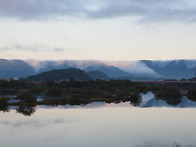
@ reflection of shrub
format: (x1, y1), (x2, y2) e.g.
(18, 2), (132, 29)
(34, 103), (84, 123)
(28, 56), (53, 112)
(173, 142), (181, 147)
(187, 88), (196, 102)
(16, 105), (36, 116)
(16, 91), (37, 103)
(155, 87), (182, 106)
(0, 89), (14, 95)
(31, 87), (44, 94)
(151, 85), (163, 93)
(165, 88), (182, 99)
(68, 98), (88, 105)
(0, 97), (9, 112)
(0, 97), (9, 107)
(166, 98), (182, 106)
(129, 94), (142, 106)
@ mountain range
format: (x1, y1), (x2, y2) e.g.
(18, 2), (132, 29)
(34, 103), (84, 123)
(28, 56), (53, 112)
(0, 59), (35, 79)
(0, 59), (196, 80)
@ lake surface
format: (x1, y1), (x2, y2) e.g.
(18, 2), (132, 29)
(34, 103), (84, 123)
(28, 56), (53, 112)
(1, 92), (196, 147)
(0, 104), (196, 147)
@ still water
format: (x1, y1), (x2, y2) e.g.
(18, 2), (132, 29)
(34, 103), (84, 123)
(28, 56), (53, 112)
(0, 105), (196, 147)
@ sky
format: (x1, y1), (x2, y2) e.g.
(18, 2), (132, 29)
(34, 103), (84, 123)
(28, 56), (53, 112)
(0, 0), (196, 61)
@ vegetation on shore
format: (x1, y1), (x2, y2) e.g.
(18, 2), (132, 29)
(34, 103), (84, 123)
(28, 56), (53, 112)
(0, 79), (195, 115)
(187, 88), (196, 102)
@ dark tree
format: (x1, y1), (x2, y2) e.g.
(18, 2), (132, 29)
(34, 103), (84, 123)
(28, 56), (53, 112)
(16, 91), (37, 103)
(187, 88), (196, 102)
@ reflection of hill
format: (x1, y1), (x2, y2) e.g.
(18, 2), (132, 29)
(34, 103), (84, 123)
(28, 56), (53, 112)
(140, 92), (196, 108)
(177, 97), (196, 108)
(141, 98), (170, 108)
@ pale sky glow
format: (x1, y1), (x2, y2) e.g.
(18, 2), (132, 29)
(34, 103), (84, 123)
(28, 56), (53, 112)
(0, 0), (196, 61)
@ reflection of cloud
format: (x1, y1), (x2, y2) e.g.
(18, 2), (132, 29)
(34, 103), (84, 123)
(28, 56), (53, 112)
(0, 0), (196, 24)
(0, 121), (10, 125)
(136, 141), (169, 147)
(13, 120), (40, 127)
(53, 119), (66, 124)
(0, 118), (70, 128)
(63, 101), (133, 109)
(0, 119), (48, 128)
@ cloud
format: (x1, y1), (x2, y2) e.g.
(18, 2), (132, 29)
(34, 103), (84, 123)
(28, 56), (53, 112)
(14, 44), (39, 52)
(0, 44), (38, 52)
(102, 60), (160, 77)
(88, 0), (196, 24)
(0, 44), (70, 53)
(54, 47), (70, 52)
(0, 0), (86, 20)
(0, 0), (196, 23)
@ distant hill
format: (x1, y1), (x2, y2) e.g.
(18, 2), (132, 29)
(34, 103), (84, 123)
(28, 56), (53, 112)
(0, 59), (35, 79)
(0, 59), (196, 80)
(28, 59), (195, 79)
(26, 60), (132, 78)
(141, 60), (196, 79)
(26, 68), (93, 81)
(84, 65), (132, 78)
(87, 70), (110, 80)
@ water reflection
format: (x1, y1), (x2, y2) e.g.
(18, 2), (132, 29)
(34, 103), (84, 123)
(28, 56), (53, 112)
(1, 92), (196, 116)
(16, 105), (36, 116)
(0, 97), (10, 112)
(0, 105), (9, 112)
(0, 107), (196, 147)
(140, 92), (196, 108)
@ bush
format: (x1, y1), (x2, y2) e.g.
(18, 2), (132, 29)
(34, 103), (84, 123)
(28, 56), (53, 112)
(47, 88), (63, 97)
(16, 91), (37, 103)
(187, 88), (196, 102)
(0, 97), (9, 107)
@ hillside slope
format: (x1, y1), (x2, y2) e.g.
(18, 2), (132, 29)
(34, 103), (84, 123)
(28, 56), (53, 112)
(0, 59), (35, 79)
(26, 68), (93, 81)
(87, 70), (110, 80)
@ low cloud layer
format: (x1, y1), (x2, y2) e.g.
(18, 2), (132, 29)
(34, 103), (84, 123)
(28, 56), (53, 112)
(0, 0), (196, 23)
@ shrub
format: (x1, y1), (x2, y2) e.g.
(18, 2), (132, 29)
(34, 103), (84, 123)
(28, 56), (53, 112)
(16, 91), (37, 103)
(187, 88), (196, 102)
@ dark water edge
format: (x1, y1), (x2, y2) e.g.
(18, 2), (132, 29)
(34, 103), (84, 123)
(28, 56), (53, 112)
(1, 92), (196, 116)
